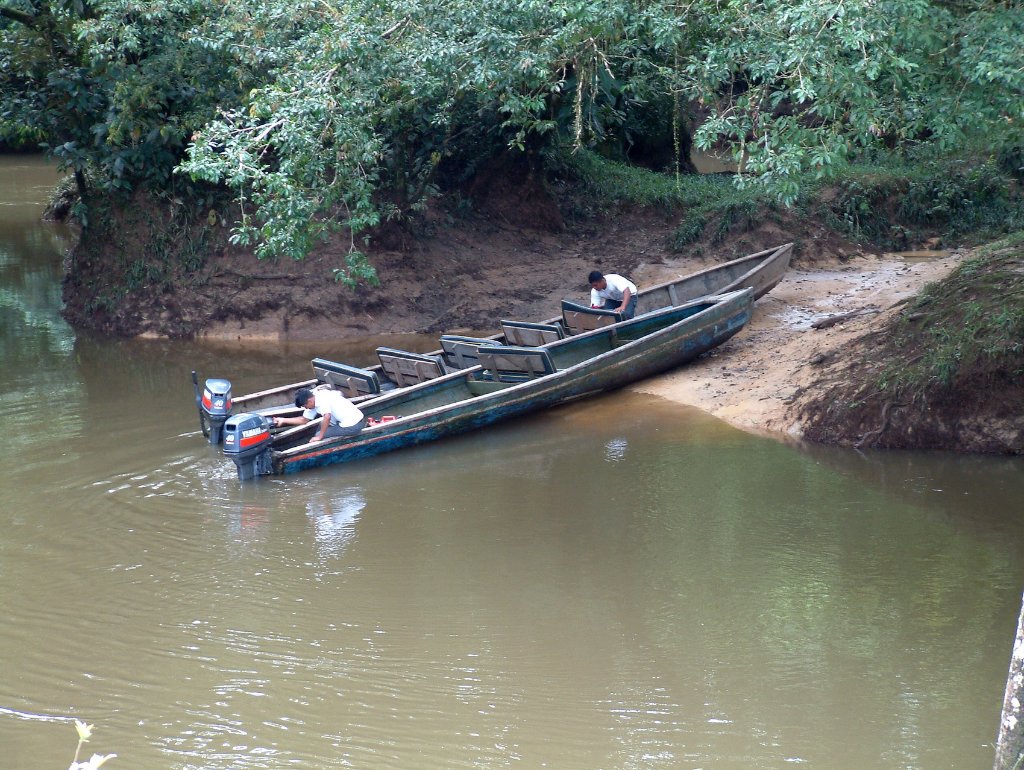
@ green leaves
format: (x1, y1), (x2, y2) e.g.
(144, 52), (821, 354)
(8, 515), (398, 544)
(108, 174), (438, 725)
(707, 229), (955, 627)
(4, 0), (1021, 268)
(1, 0), (246, 200)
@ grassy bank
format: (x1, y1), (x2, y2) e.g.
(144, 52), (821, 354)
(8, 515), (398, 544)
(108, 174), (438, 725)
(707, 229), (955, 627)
(796, 233), (1024, 453)
(878, 233), (1024, 400)
(552, 147), (1024, 253)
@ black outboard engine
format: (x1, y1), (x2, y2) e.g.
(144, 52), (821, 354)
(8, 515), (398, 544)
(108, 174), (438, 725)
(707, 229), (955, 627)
(198, 377), (232, 444)
(223, 413), (274, 481)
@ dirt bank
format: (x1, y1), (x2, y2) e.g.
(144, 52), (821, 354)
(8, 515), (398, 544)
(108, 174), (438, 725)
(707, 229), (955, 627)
(630, 250), (965, 439)
(68, 188), (1013, 450)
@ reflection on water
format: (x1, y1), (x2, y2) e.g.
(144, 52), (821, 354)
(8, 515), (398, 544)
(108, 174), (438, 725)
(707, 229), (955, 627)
(604, 436), (630, 462)
(304, 486), (367, 560)
(2, 156), (1024, 770)
(691, 149), (740, 174)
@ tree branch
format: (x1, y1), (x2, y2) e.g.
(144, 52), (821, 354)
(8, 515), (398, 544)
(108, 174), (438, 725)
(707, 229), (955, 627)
(0, 5), (37, 26)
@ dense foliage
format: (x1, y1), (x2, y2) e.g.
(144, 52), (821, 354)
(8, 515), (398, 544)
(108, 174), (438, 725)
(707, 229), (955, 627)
(2, 0), (1022, 278)
(826, 157), (1024, 247)
(0, 1), (246, 200)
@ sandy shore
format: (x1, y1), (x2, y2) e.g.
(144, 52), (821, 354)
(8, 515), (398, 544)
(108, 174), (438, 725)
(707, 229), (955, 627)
(629, 251), (964, 438)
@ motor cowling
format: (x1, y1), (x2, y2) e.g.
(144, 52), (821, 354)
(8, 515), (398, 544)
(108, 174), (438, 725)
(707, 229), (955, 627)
(223, 412), (274, 480)
(200, 378), (232, 444)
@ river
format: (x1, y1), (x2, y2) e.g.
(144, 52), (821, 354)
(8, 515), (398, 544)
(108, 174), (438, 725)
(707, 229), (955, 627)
(2, 155), (1023, 770)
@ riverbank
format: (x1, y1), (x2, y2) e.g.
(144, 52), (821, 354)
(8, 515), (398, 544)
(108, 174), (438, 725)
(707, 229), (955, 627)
(59, 180), (1022, 453)
(632, 250), (965, 440)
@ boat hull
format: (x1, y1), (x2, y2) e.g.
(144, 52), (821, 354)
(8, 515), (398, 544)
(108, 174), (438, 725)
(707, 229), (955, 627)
(633, 242), (792, 314)
(202, 243), (792, 431)
(270, 289), (753, 476)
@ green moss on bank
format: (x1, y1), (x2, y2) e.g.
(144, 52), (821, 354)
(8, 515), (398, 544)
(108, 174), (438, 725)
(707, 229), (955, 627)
(550, 148), (1023, 256)
(62, 189), (223, 335)
(797, 234), (1024, 453)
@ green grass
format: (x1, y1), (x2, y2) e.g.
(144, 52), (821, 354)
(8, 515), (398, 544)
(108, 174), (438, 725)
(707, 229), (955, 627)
(552, 147), (785, 251)
(872, 236), (1024, 402)
(821, 156), (1024, 248)
(549, 145), (1024, 253)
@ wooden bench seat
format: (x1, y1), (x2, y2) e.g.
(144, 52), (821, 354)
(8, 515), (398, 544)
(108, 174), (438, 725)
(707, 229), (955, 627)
(500, 319), (566, 347)
(560, 300), (623, 335)
(376, 347), (446, 387)
(312, 358), (382, 398)
(439, 335), (500, 369)
(476, 346), (557, 383)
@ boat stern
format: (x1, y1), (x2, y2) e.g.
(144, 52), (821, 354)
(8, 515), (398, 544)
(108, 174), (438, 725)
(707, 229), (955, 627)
(223, 412), (274, 480)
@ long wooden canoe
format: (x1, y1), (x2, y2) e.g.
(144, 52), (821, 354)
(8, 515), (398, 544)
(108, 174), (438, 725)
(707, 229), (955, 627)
(562, 241), (792, 319)
(224, 288), (754, 479)
(197, 243), (792, 433)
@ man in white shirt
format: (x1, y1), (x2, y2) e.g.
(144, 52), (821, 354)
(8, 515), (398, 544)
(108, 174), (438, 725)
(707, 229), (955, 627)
(272, 386), (366, 441)
(588, 270), (638, 319)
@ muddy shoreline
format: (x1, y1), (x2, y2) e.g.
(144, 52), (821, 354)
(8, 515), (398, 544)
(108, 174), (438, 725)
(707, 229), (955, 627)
(631, 251), (963, 439)
(185, 249), (963, 442)
(61, 187), (979, 446)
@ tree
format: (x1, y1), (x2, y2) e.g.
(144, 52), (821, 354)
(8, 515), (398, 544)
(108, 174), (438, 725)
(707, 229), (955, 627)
(4, 0), (1021, 275)
(179, 0), (1024, 265)
(995, 589), (1024, 770)
(682, 0), (1024, 200)
(0, 0), (246, 202)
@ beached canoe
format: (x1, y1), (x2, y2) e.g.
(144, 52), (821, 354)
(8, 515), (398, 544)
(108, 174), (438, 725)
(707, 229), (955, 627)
(193, 243), (791, 442)
(560, 241), (792, 331)
(222, 288), (754, 479)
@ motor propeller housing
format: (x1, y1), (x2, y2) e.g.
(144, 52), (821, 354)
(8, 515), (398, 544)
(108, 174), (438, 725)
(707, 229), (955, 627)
(200, 378), (232, 444)
(223, 412), (274, 480)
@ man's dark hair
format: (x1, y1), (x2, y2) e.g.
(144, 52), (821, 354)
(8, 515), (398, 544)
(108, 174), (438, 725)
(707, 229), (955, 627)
(294, 387), (314, 408)
(588, 270), (604, 284)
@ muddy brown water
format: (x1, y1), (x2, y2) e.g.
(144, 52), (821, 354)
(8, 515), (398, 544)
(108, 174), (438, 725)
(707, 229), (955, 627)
(2, 156), (1024, 770)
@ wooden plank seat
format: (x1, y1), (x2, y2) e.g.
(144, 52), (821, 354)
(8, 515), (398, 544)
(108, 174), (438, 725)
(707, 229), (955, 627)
(439, 335), (501, 369)
(560, 300), (624, 335)
(312, 358), (382, 398)
(476, 346), (557, 383)
(376, 347), (446, 387)
(500, 319), (566, 347)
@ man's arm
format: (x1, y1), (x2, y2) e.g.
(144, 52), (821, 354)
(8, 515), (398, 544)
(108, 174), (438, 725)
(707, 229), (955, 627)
(617, 287), (632, 312)
(314, 413), (331, 441)
(272, 415), (311, 427)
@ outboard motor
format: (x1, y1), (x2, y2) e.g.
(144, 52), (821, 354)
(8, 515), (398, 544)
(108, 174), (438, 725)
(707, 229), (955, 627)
(198, 376), (232, 444)
(223, 412), (274, 481)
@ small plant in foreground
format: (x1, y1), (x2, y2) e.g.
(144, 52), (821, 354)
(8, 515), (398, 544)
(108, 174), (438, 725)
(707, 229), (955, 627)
(69, 719), (116, 770)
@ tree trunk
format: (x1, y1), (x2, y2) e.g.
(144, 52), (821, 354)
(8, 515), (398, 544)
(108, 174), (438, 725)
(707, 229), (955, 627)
(995, 589), (1024, 770)
(74, 169), (88, 202)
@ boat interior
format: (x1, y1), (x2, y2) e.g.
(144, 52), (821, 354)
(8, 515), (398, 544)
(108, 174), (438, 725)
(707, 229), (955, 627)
(268, 294), (730, 453)
(633, 243), (790, 313)
(214, 244), (789, 443)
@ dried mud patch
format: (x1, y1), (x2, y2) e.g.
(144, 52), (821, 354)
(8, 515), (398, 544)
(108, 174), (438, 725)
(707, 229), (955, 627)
(787, 243), (1024, 454)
